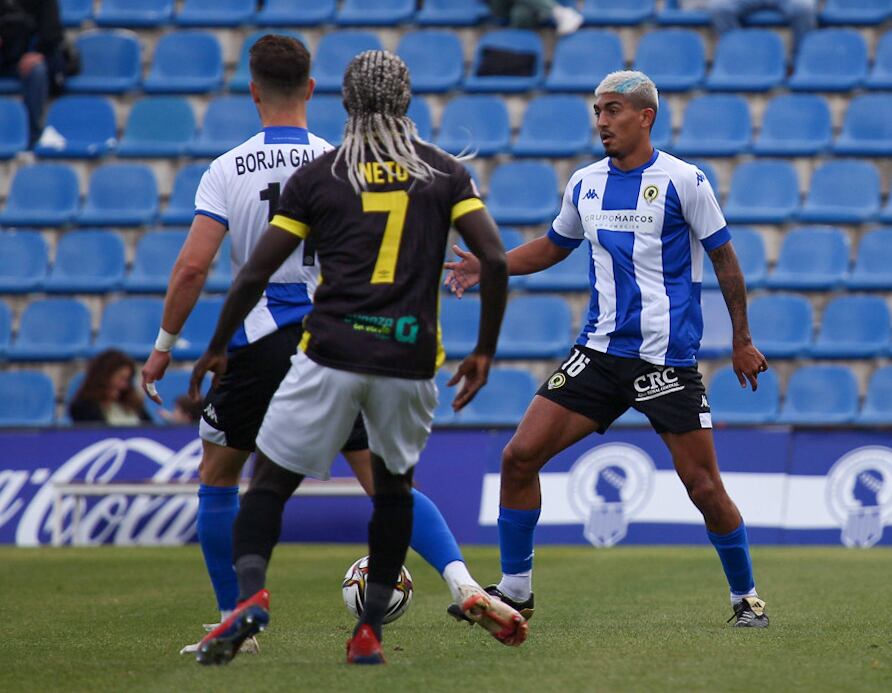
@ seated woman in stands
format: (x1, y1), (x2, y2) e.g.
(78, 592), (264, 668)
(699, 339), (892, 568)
(69, 349), (151, 426)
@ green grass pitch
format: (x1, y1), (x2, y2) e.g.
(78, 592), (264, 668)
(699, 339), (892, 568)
(2, 545), (890, 692)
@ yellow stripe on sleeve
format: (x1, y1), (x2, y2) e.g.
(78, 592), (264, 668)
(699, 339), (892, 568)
(271, 214), (310, 239)
(450, 197), (485, 223)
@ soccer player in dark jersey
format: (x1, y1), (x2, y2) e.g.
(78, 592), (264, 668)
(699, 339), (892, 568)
(189, 50), (523, 666)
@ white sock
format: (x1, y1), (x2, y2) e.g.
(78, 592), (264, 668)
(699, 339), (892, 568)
(220, 610), (232, 622)
(498, 572), (532, 602)
(730, 588), (758, 606)
(442, 560), (480, 603)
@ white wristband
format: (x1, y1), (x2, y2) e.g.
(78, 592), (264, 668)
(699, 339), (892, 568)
(154, 327), (179, 353)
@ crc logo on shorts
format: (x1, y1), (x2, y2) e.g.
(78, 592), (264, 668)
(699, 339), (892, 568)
(548, 372), (567, 390)
(642, 184), (659, 203)
(825, 446), (892, 548)
(567, 443), (656, 548)
(633, 367), (683, 402)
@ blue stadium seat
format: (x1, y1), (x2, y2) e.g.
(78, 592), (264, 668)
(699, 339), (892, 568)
(125, 229), (188, 293)
(416, 0), (487, 26)
(255, 0), (336, 25)
(866, 31), (892, 90)
(45, 229), (125, 293)
(60, 0), (93, 26)
(142, 370), (208, 424)
(312, 31), (383, 93)
(452, 368), (538, 426)
(848, 228), (892, 290)
(408, 98), (432, 142)
(307, 95), (347, 146)
(708, 367), (780, 424)
(172, 298), (223, 359)
(437, 96), (510, 157)
(674, 95), (750, 157)
(699, 290), (732, 359)
(789, 29), (867, 92)
(143, 31), (223, 94)
(834, 94), (892, 156)
(78, 164), (159, 227)
(702, 227), (767, 290)
(66, 30), (141, 93)
(0, 230), (48, 293)
(189, 96), (260, 158)
(748, 294), (812, 359)
(486, 162), (559, 225)
(545, 30), (623, 93)
(810, 296), (890, 359)
(93, 297), (164, 359)
(767, 226), (849, 290)
(498, 296), (572, 359)
(0, 302), (9, 357)
(514, 95), (592, 158)
(657, 0), (709, 25)
(723, 161), (799, 224)
(229, 30), (306, 93)
(821, 0), (891, 25)
(706, 30), (785, 92)
(634, 29), (705, 92)
(650, 97), (672, 151)
(857, 367), (892, 425)
(161, 164), (206, 225)
(96, 0), (174, 27)
(206, 235), (233, 292)
(176, 0), (253, 26)
(447, 228), (528, 292)
(338, 0), (414, 25)
(465, 30), (544, 93)
(34, 96), (116, 159)
(118, 97), (195, 158)
(0, 372), (56, 427)
(7, 298), (91, 361)
(581, 0), (654, 25)
(0, 98), (27, 158)
(525, 244), (592, 291)
(779, 365), (859, 425)
(0, 164), (80, 226)
(799, 161), (880, 224)
(396, 31), (463, 93)
(0, 77), (16, 95)
(440, 296), (480, 358)
(753, 94), (832, 156)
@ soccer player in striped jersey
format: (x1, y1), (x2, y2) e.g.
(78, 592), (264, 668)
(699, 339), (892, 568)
(446, 71), (770, 628)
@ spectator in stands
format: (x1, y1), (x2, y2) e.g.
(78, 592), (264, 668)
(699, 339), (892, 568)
(69, 349), (151, 426)
(159, 394), (203, 425)
(488, 0), (584, 35)
(708, 0), (817, 56)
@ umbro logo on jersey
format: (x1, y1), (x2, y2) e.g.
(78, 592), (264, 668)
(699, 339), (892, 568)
(583, 188), (599, 200)
(203, 404), (218, 423)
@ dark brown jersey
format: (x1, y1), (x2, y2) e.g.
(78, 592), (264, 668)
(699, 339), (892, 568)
(271, 142), (484, 379)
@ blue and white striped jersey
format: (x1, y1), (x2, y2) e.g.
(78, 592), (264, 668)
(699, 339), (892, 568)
(548, 150), (730, 367)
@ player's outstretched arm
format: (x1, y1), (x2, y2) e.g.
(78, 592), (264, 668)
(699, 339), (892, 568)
(709, 241), (768, 391)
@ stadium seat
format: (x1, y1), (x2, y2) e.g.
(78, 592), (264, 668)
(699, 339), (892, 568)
(650, 97), (672, 151)
(96, 0), (174, 27)
(699, 290), (732, 359)
(723, 161), (799, 224)
(7, 298), (91, 361)
(657, 0), (709, 25)
(229, 30), (306, 92)
(125, 229), (188, 293)
(307, 95), (347, 146)
(408, 98), (433, 142)
(465, 30), (544, 93)
(799, 160), (880, 224)
(255, 0), (336, 25)
(708, 367), (780, 424)
(0, 230), (48, 293)
(0, 98), (27, 158)
(161, 164), (207, 225)
(34, 96), (116, 158)
(0, 302), (9, 357)
(514, 95), (592, 158)
(337, 0), (414, 25)
(834, 94), (892, 156)
(767, 226), (849, 290)
(634, 30), (705, 92)
(581, 0), (654, 25)
(866, 31), (892, 90)
(437, 96), (510, 157)
(176, 0), (254, 26)
(447, 228), (528, 291)
(674, 95), (750, 157)
(497, 296), (572, 359)
(206, 235), (233, 292)
(143, 31), (224, 94)
(779, 365), (859, 425)
(706, 30), (785, 92)
(545, 30), (623, 93)
(747, 294), (813, 359)
(45, 229), (125, 293)
(857, 367), (892, 424)
(486, 162), (559, 225)
(821, 0), (891, 25)
(753, 94), (832, 156)
(452, 368), (538, 426)
(118, 97), (195, 158)
(396, 31), (463, 93)
(702, 227), (767, 290)
(0, 372), (56, 427)
(0, 77), (16, 95)
(810, 296), (890, 359)
(848, 228), (892, 290)
(312, 31), (383, 93)
(0, 163), (80, 226)
(65, 30), (141, 94)
(60, 0), (93, 26)
(789, 29), (867, 92)
(440, 296), (480, 358)
(78, 164), (159, 227)
(416, 0), (487, 26)
(172, 298), (223, 359)
(189, 96), (261, 158)
(525, 244), (592, 291)
(93, 298), (164, 359)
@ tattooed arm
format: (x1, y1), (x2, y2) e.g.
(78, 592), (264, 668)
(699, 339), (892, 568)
(708, 241), (768, 391)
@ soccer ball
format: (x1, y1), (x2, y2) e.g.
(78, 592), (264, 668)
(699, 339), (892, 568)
(342, 555), (413, 624)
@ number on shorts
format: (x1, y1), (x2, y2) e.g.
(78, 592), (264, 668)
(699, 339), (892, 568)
(561, 349), (590, 377)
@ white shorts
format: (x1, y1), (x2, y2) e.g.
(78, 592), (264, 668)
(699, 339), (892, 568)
(256, 351), (438, 479)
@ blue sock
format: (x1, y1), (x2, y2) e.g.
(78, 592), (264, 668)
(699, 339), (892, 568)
(498, 506), (541, 575)
(409, 489), (463, 574)
(707, 521), (756, 597)
(197, 484), (239, 613)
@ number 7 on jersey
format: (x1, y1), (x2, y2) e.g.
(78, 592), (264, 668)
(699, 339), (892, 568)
(362, 190), (409, 284)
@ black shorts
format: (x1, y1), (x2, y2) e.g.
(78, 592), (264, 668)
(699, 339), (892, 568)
(200, 324), (368, 452)
(536, 345), (712, 435)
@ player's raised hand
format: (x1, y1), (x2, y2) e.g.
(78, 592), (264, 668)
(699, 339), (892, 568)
(732, 342), (768, 391)
(141, 349), (171, 404)
(190, 349), (228, 402)
(448, 351), (493, 411)
(443, 244), (481, 298)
